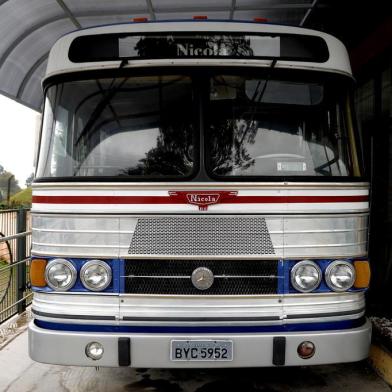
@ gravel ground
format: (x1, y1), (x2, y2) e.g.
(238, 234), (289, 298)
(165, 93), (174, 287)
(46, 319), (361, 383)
(371, 317), (392, 353)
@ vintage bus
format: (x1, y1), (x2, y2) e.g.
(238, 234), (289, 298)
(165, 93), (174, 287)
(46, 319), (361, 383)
(28, 19), (371, 367)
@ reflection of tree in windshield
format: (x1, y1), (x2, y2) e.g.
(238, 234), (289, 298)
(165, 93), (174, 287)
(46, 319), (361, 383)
(217, 36), (254, 57)
(121, 122), (194, 177)
(208, 75), (355, 177)
(210, 117), (258, 175)
(135, 36), (177, 58)
(209, 76), (259, 175)
(69, 75), (195, 178)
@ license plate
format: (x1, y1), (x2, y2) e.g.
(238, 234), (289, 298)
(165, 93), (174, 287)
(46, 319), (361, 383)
(170, 340), (233, 361)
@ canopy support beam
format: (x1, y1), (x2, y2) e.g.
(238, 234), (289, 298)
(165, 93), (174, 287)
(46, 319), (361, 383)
(145, 0), (156, 21)
(229, 0), (236, 20)
(16, 53), (48, 100)
(55, 0), (81, 28)
(0, 16), (65, 70)
(300, 0), (318, 26)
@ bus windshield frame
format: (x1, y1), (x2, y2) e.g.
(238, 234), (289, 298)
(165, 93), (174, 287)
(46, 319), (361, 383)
(36, 67), (363, 183)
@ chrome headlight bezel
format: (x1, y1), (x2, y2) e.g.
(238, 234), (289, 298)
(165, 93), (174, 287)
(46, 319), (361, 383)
(45, 258), (77, 291)
(325, 260), (356, 292)
(290, 260), (322, 293)
(80, 260), (112, 292)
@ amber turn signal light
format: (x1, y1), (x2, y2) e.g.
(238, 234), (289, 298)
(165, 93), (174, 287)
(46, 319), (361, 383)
(353, 260), (371, 289)
(30, 259), (47, 287)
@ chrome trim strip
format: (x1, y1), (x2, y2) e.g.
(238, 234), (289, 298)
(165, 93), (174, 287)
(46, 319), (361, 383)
(32, 211), (371, 216)
(285, 307), (365, 319)
(116, 292), (366, 326)
(31, 292), (120, 322)
(33, 227), (367, 235)
(32, 212), (370, 218)
(121, 275), (279, 279)
(33, 228), (134, 234)
(32, 252), (283, 260)
(32, 211), (369, 219)
(32, 253), (368, 261)
(33, 241), (367, 249)
(121, 316), (281, 322)
(274, 241), (368, 249)
(33, 227), (366, 235)
(122, 307), (365, 322)
(32, 309), (116, 321)
(270, 228), (368, 234)
(32, 182), (370, 190)
(31, 308), (365, 323)
(32, 242), (127, 249)
(30, 291), (360, 298)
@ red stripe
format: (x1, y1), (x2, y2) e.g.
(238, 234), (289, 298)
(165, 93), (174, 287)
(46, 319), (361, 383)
(32, 195), (369, 204)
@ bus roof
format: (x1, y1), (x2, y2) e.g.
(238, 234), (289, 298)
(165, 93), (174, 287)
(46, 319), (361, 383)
(44, 20), (352, 82)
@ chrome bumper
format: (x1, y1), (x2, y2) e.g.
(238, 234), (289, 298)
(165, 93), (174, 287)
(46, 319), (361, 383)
(29, 319), (371, 368)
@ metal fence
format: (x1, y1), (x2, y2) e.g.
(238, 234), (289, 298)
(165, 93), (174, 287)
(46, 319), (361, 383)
(0, 209), (31, 324)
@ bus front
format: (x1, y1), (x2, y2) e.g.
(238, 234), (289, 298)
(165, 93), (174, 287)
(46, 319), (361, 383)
(29, 21), (371, 367)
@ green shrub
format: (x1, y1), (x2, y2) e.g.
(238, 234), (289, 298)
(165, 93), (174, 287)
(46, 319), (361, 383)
(9, 187), (32, 207)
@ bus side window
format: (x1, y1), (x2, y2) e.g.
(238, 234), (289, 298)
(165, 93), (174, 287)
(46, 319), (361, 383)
(50, 106), (70, 177)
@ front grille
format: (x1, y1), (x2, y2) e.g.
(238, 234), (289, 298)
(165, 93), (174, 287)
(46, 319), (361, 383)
(128, 216), (275, 256)
(124, 259), (279, 295)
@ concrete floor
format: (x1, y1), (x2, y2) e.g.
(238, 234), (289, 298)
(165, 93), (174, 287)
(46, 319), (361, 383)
(0, 331), (391, 392)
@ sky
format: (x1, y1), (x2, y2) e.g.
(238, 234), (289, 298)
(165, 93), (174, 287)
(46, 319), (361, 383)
(0, 94), (40, 188)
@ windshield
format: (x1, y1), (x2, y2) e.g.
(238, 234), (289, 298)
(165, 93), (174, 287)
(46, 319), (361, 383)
(207, 75), (359, 177)
(37, 70), (361, 181)
(37, 75), (196, 178)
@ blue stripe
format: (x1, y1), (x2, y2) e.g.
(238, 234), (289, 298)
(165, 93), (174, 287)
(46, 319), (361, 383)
(119, 259), (125, 293)
(34, 318), (365, 334)
(277, 260), (285, 294)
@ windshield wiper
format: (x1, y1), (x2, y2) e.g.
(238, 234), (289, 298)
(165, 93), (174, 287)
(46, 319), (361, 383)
(74, 81), (128, 148)
(252, 58), (278, 104)
(237, 58), (278, 147)
(74, 60), (130, 148)
(72, 61), (131, 176)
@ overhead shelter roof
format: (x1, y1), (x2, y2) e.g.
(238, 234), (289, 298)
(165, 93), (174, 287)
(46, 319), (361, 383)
(0, 0), (325, 112)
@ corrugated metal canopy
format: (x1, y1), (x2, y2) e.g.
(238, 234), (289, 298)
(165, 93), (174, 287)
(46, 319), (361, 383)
(0, 0), (324, 112)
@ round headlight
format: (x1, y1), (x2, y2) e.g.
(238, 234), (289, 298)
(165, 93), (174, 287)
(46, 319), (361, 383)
(45, 259), (77, 291)
(325, 260), (356, 292)
(291, 260), (322, 293)
(80, 260), (112, 291)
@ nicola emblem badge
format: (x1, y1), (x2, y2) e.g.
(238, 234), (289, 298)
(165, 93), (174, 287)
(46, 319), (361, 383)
(169, 191), (238, 211)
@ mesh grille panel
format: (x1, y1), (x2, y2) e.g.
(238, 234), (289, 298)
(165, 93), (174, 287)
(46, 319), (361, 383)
(124, 259), (278, 295)
(128, 217), (275, 256)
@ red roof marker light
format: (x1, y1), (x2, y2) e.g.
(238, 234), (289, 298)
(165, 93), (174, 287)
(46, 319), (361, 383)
(133, 17), (148, 22)
(254, 17), (268, 23)
(193, 15), (208, 20)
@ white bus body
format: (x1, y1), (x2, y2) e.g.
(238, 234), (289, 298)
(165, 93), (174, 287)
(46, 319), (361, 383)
(29, 20), (371, 367)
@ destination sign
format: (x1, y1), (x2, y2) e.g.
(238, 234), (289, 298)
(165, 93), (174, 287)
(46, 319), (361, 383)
(69, 33), (329, 63)
(118, 35), (280, 58)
